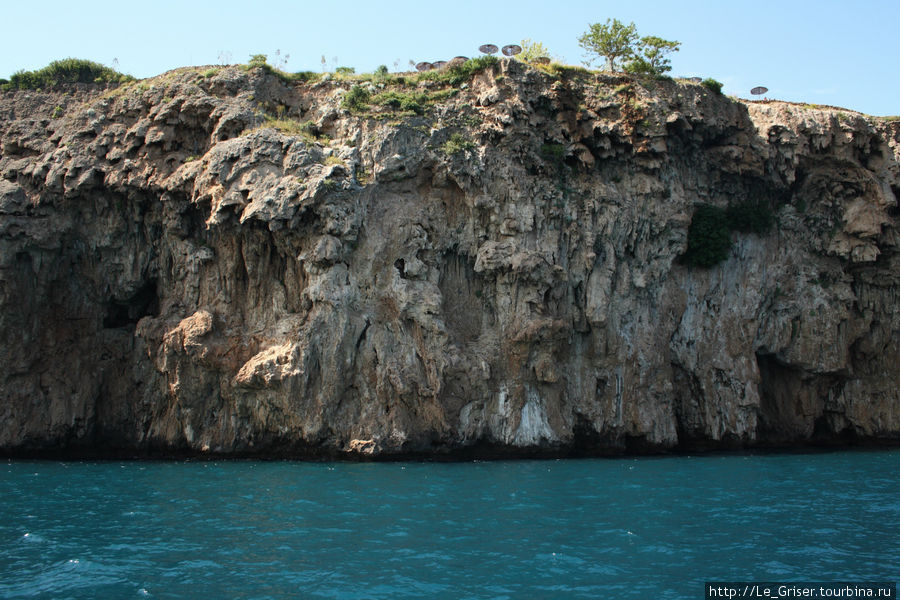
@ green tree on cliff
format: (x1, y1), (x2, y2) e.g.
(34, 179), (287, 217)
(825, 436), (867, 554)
(578, 19), (638, 71)
(625, 36), (681, 75)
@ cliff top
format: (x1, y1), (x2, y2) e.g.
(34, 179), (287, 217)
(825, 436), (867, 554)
(3, 57), (897, 189)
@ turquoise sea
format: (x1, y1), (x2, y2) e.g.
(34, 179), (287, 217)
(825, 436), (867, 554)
(1, 450), (898, 599)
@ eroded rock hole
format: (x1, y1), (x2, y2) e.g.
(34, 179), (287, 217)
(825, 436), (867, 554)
(104, 280), (159, 329)
(755, 352), (842, 443)
(394, 258), (406, 278)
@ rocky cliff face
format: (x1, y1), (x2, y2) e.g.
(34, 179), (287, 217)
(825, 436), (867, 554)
(1, 60), (898, 457)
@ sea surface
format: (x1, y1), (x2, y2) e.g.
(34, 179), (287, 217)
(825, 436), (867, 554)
(1, 450), (898, 599)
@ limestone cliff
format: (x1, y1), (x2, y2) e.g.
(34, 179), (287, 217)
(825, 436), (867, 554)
(1, 60), (898, 457)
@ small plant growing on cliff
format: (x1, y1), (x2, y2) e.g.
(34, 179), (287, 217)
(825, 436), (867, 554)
(682, 204), (732, 267)
(248, 54), (268, 68)
(517, 39), (554, 64)
(701, 78), (724, 94)
(289, 71), (321, 83)
(342, 85), (371, 113)
(373, 64), (390, 83)
(373, 90), (425, 115)
(260, 117), (320, 143)
(441, 133), (475, 156)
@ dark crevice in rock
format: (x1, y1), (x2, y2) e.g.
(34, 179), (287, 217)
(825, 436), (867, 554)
(103, 280), (158, 329)
(393, 257), (405, 278)
(755, 352), (847, 443)
(671, 361), (704, 444)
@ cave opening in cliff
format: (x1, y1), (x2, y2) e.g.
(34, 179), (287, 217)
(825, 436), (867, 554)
(756, 352), (810, 442)
(103, 279), (159, 329)
(755, 352), (848, 444)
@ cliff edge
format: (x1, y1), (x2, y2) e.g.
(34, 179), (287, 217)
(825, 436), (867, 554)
(1, 59), (898, 457)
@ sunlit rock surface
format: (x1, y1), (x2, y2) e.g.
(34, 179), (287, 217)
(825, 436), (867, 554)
(1, 60), (898, 457)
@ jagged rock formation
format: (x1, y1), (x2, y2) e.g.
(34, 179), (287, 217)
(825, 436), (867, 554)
(1, 60), (898, 457)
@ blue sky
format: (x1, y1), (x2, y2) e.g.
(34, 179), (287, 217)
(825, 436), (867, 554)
(2, 0), (897, 115)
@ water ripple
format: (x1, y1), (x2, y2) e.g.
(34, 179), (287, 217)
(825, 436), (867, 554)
(0, 450), (897, 598)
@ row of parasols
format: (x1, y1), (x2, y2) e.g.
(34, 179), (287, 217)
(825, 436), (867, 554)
(414, 43), (551, 72)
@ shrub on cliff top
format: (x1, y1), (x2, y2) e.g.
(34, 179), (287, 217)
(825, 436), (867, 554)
(516, 39), (554, 64)
(701, 78), (724, 94)
(2, 58), (133, 90)
(247, 54), (268, 68)
(243, 54), (322, 85)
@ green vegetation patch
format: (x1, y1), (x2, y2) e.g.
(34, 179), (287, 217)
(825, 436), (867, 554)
(243, 54), (322, 85)
(411, 56), (498, 86)
(441, 133), (475, 156)
(372, 88), (457, 115)
(683, 200), (774, 267)
(701, 78), (724, 94)
(683, 204), (732, 267)
(289, 71), (322, 83)
(342, 85), (371, 113)
(372, 90), (428, 115)
(260, 117), (322, 143)
(2, 58), (134, 90)
(541, 63), (592, 79)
